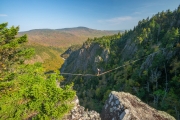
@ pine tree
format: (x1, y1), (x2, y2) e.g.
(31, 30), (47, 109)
(0, 23), (76, 119)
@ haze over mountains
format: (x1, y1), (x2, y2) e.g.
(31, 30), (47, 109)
(19, 27), (122, 47)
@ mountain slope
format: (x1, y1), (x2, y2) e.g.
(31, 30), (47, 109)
(19, 27), (122, 47)
(61, 5), (180, 119)
(24, 43), (65, 71)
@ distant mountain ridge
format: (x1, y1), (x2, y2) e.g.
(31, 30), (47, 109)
(19, 27), (122, 47)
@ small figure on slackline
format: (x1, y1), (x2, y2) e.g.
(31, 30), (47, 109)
(97, 68), (101, 76)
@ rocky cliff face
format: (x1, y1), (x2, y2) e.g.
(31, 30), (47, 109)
(61, 42), (109, 76)
(61, 45), (81, 59)
(101, 91), (175, 120)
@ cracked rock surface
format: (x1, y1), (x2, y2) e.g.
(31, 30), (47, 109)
(101, 91), (175, 120)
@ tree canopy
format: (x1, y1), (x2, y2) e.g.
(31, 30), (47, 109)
(0, 23), (76, 119)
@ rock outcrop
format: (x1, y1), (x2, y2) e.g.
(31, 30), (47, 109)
(63, 96), (101, 120)
(61, 43), (105, 74)
(60, 42), (109, 82)
(63, 92), (175, 120)
(61, 45), (81, 59)
(101, 91), (175, 120)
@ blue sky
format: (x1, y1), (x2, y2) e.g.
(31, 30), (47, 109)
(0, 0), (179, 31)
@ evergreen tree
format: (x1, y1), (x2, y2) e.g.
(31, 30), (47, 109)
(0, 23), (76, 119)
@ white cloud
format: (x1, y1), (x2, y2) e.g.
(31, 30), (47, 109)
(0, 14), (8, 17)
(133, 12), (141, 15)
(98, 16), (133, 25)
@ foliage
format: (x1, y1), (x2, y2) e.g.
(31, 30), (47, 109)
(0, 23), (34, 79)
(0, 23), (76, 119)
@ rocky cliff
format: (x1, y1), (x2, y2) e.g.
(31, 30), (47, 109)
(61, 41), (109, 78)
(101, 91), (175, 120)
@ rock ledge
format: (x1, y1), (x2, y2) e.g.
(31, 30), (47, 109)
(101, 91), (175, 120)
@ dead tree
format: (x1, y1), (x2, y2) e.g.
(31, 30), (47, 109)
(150, 68), (161, 107)
(175, 106), (180, 120)
(162, 63), (168, 103)
(150, 68), (161, 90)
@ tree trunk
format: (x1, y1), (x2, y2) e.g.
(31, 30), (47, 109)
(164, 63), (168, 92)
(175, 106), (180, 120)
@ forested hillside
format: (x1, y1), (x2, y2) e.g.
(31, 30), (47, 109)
(0, 23), (76, 119)
(61, 5), (180, 119)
